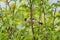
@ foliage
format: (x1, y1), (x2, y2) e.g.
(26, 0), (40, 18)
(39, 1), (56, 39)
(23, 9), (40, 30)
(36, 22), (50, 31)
(0, 0), (60, 40)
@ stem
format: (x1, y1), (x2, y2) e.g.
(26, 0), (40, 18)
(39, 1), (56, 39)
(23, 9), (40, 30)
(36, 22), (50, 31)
(42, 1), (46, 28)
(5, 0), (16, 39)
(38, 0), (43, 38)
(0, 6), (4, 26)
(43, 8), (46, 28)
(30, 0), (35, 40)
(40, 0), (47, 40)
(52, 7), (56, 30)
(40, 0), (46, 27)
(12, 1), (16, 20)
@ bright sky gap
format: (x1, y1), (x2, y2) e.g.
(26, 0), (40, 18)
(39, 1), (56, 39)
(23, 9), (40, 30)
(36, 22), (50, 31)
(0, 0), (60, 10)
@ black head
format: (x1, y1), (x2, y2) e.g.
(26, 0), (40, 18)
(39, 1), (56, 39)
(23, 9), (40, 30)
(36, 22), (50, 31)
(24, 18), (27, 21)
(38, 22), (43, 25)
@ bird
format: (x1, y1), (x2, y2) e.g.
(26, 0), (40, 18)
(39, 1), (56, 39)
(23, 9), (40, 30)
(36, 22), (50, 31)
(24, 18), (43, 25)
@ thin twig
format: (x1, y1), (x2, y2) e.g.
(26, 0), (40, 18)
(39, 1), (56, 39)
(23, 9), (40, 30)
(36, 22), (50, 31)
(52, 7), (57, 30)
(30, 0), (35, 40)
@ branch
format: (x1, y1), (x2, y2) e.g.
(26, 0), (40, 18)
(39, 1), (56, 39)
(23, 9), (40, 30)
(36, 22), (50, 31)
(30, 0), (35, 40)
(52, 7), (57, 30)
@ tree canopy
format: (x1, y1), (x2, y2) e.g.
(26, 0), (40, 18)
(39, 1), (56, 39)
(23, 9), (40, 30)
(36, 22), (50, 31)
(0, 0), (60, 40)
